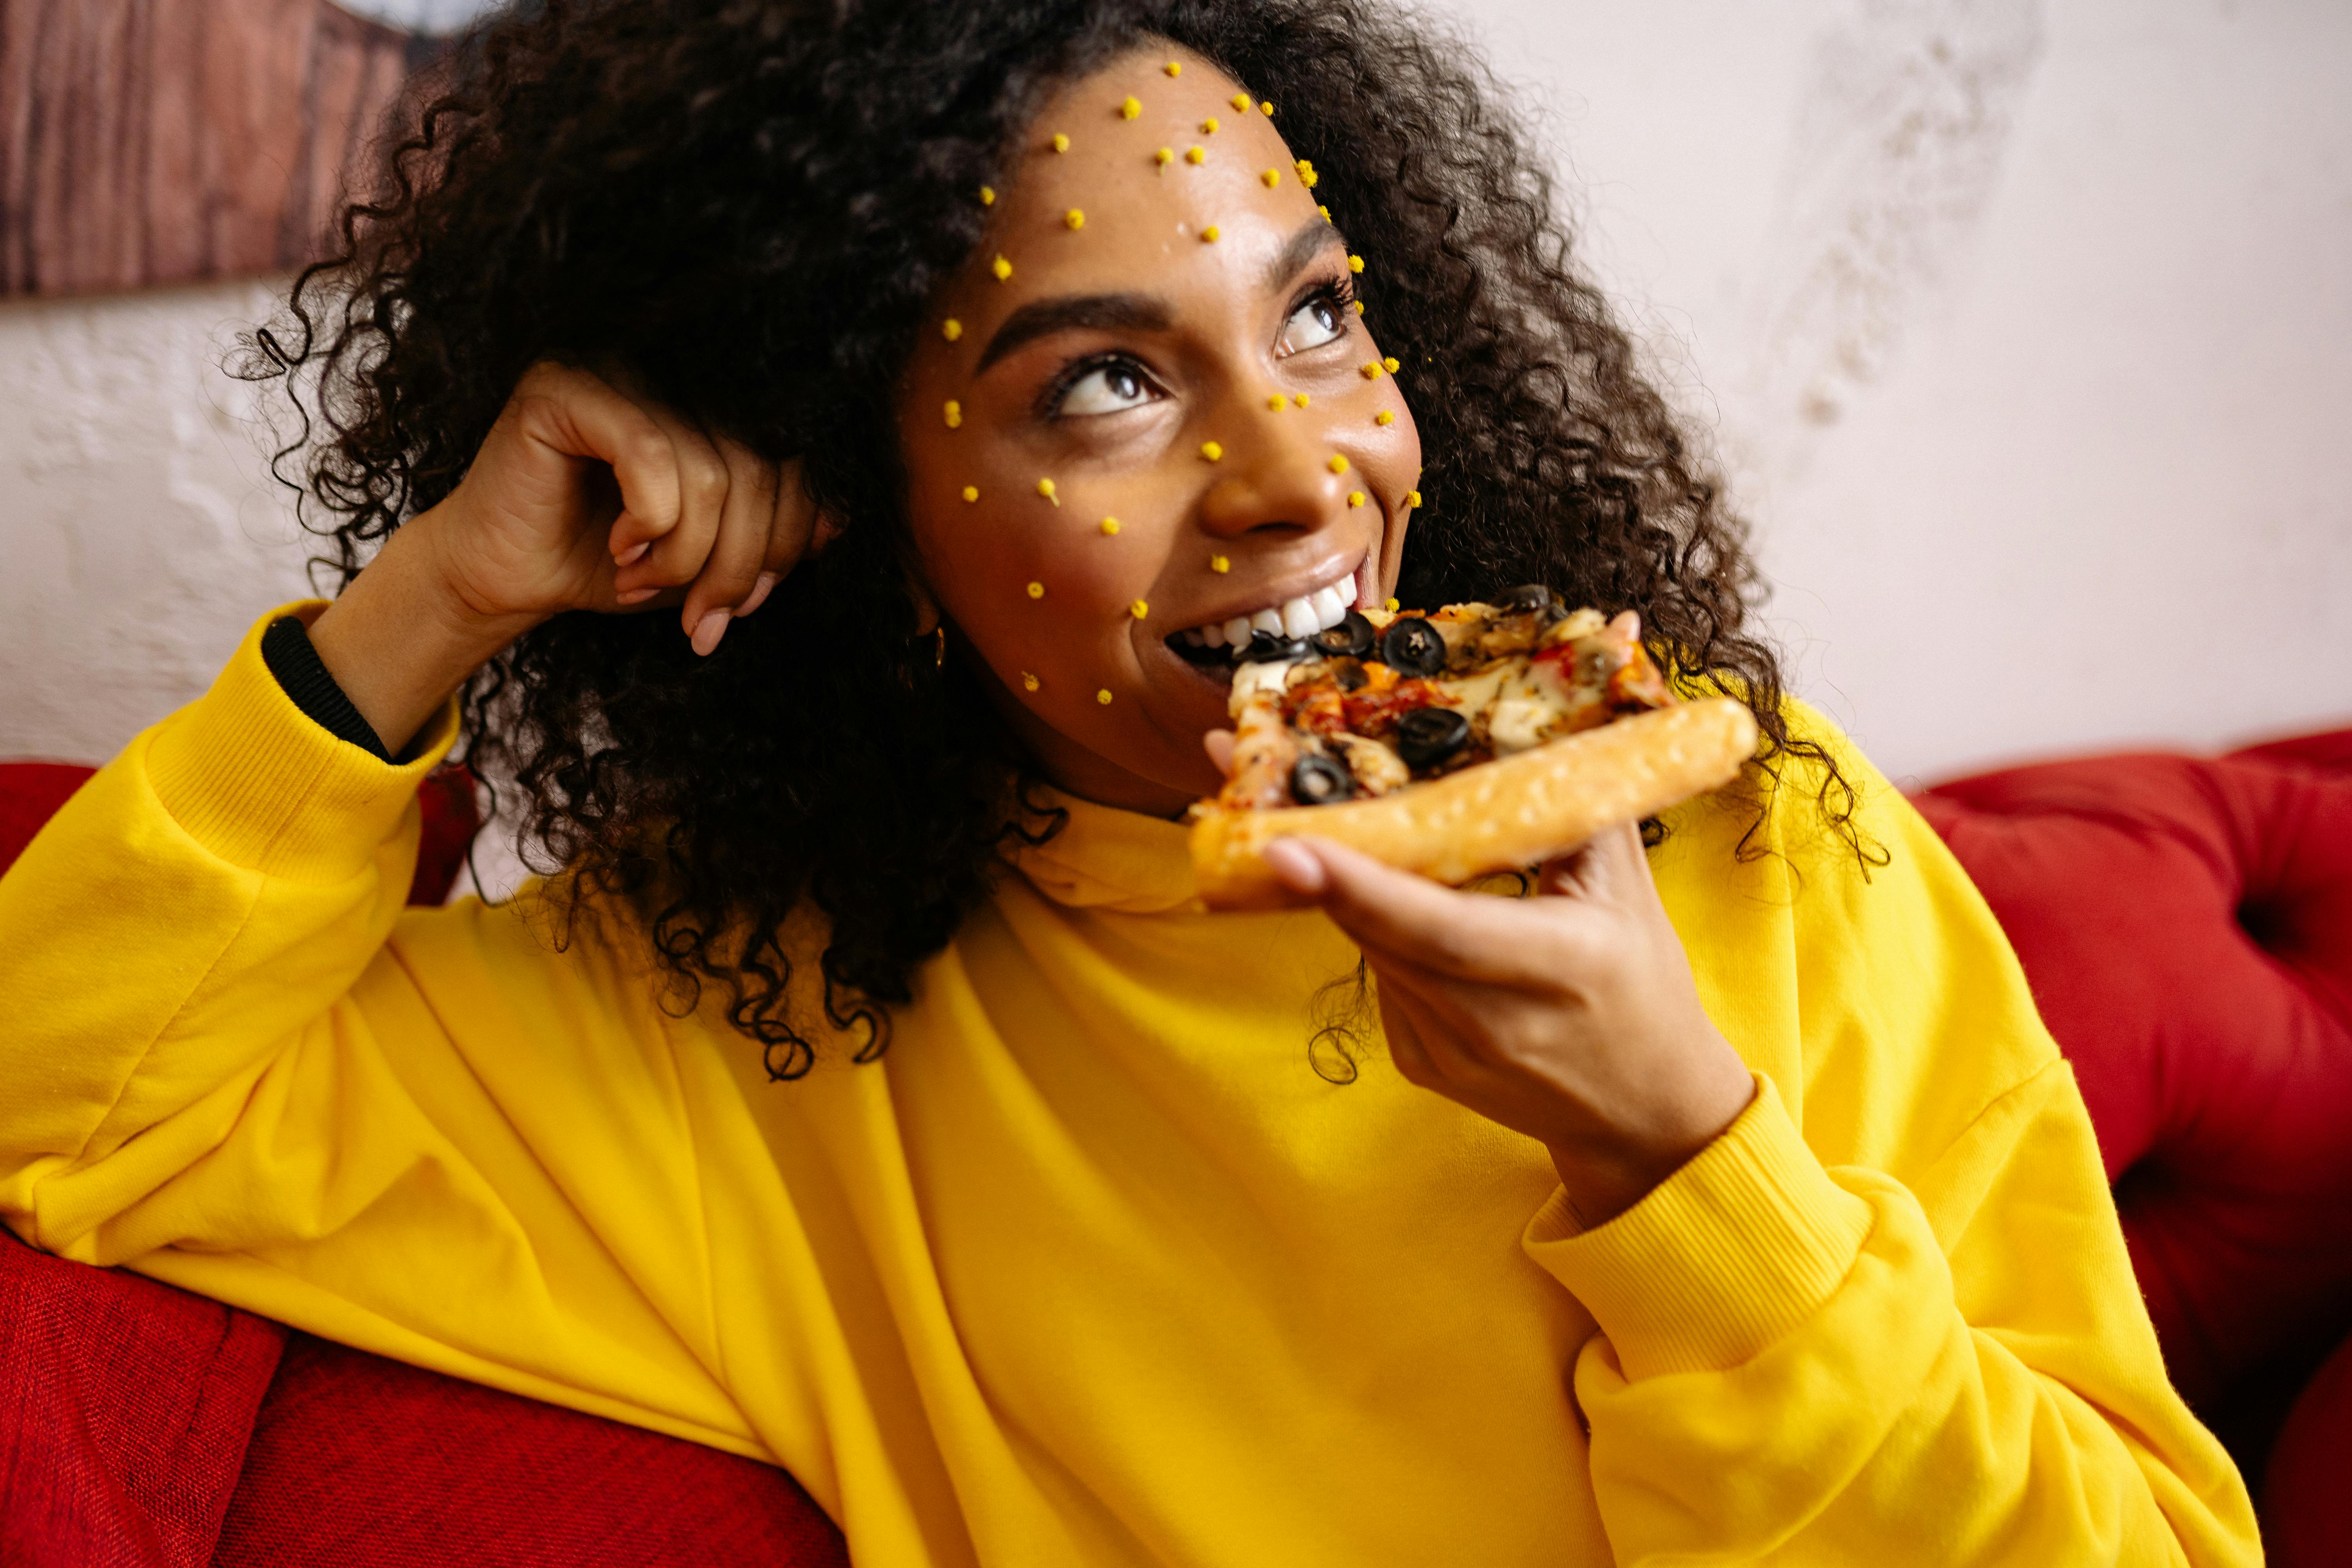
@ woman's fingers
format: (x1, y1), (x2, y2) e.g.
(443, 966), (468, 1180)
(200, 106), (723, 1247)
(613, 403), (731, 608)
(766, 456), (827, 567)
(1537, 820), (1645, 900)
(509, 362), (683, 570)
(1368, 956), (1506, 1080)
(1374, 981), (1443, 1085)
(521, 361), (824, 635)
(1261, 836), (1545, 981)
(678, 434), (783, 653)
(1203, 728), (1236, 774)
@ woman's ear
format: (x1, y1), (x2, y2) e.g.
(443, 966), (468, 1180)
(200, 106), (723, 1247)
(907, 575), (942, 639)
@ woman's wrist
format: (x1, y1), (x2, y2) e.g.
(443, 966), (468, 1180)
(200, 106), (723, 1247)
(1548, 1062), (1759, 1229)
(307, 508), (540, 759)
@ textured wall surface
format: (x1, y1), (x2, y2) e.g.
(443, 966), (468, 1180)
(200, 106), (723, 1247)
(0, 276), (313, 762)
(1433, 0), (2352, 780)
(0, 0), (2346, 793)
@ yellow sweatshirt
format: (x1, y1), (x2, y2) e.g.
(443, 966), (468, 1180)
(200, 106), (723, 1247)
(0, 604), (2258, 1567)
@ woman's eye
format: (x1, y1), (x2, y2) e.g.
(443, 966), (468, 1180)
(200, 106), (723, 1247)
(1058, 361), (1158, 417)
(1277, 296), (1345, 356)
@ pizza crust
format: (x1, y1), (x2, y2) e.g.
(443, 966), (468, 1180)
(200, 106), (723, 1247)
(1189, 696), (1760, 911)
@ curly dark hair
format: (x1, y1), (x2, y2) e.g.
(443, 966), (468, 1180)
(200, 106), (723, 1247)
(243, 0), (1864, 1079)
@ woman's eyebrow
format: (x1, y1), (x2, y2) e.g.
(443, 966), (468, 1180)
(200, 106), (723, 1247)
(1263, 217), (1349, 293)
(976, 294), (1172, 374)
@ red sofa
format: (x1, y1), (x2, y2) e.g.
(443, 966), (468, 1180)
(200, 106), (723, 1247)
(3, 729), (2347, 1565)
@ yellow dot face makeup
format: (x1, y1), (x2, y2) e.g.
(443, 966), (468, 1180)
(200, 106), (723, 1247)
(890, 46), (1422, 782)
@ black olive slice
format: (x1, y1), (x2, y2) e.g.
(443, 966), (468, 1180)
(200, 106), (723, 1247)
(1394, 705), (1470, 770)
(1310, 610), (1377, 658)
(1238, 630), (1312, 664)
(1494, 583), (1559, 611)
(1289, 753), (1356, 805)
(1379, 616), (1447, 677)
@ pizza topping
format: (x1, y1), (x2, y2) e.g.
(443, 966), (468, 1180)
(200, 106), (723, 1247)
(1309, 610), (1377, 659)
(1378, 617), (1447, 676)
(1289, 753), (1356, 804)
(1241, 630), (1314, 664)
(1205, 593), (1677, 812)
(1394, 705), (1470, 769)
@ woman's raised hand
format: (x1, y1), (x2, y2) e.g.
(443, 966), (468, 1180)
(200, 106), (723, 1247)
(309, 360), (832, 757)
(425, 360), (831, 652)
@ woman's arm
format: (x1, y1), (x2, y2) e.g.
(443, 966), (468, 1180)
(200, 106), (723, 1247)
(0, 362), (829, 1456)
(1534, 1058), (2253, 1564)
(0, 608), (769, 1454)
(1269, 715), (2261, 1565)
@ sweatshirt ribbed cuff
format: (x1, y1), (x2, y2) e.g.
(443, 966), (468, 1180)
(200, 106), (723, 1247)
(1523, 1073), (1874, 1380)
(144, 601), (462, 882)
(260, 613), (393, 762)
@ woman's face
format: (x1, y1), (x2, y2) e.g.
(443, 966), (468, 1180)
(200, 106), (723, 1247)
(898, 47), (1422, 817)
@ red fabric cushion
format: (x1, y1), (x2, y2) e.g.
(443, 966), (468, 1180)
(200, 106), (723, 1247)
(409, 767), (482, 907)
(0, 1228), (287, 1568)
(2265, 1328), (2352, 1568)
(212, 1334), (849, 1567)
(1912, 735), (2352, 1414)
(0, 761), (479, 907)
(0, 763), (96, 875)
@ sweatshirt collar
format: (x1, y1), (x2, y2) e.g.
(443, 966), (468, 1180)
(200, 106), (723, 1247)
(1004, 788), (1201, 913)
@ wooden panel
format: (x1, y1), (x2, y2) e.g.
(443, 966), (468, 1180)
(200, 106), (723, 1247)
(0, 0), (423, 298)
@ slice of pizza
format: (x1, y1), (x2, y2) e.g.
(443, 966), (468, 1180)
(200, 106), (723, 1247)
(1187, 586), (1759, 909)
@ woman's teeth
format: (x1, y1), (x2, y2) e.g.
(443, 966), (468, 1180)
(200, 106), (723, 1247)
(1178, 582), (1353, 649)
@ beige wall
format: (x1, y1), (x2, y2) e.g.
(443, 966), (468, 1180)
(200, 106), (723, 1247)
(0, 276), (312, 764)
(2, 0), (2346, 787)
(1427, 0), (2352, 780)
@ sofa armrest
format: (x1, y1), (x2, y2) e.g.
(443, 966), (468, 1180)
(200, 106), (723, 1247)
(0, 1227), (286, 1568)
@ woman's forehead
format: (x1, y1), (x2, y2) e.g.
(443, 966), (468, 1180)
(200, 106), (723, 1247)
(950, 49), (1338, 323)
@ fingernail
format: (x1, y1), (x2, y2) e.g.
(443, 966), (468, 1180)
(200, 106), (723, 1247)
(691, 609), (731, 656)
(614, 541), (650, 567)
(614, 586), (659, 605)
(1261, 837), (1324, 894)
(734, 570), (781, 619)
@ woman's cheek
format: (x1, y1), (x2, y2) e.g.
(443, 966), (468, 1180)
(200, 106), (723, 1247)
(924, 478), (1156, 700)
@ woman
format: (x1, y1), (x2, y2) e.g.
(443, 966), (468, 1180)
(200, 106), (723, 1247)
(0, 0), (2258, 1561)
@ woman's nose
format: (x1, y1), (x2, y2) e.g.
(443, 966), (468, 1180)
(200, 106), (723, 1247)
(1194, 399), (1354, 541)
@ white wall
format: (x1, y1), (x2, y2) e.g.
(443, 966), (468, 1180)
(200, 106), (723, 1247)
(1426, 0), (2352, 782)
(2, 0), (2347, 788)
(0, 278), (314, 762)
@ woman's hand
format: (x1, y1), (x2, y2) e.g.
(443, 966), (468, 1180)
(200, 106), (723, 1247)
(1259, 823), (1757, 1229)
(422, 359), (832, 650)
(311, 360), (834, 755)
